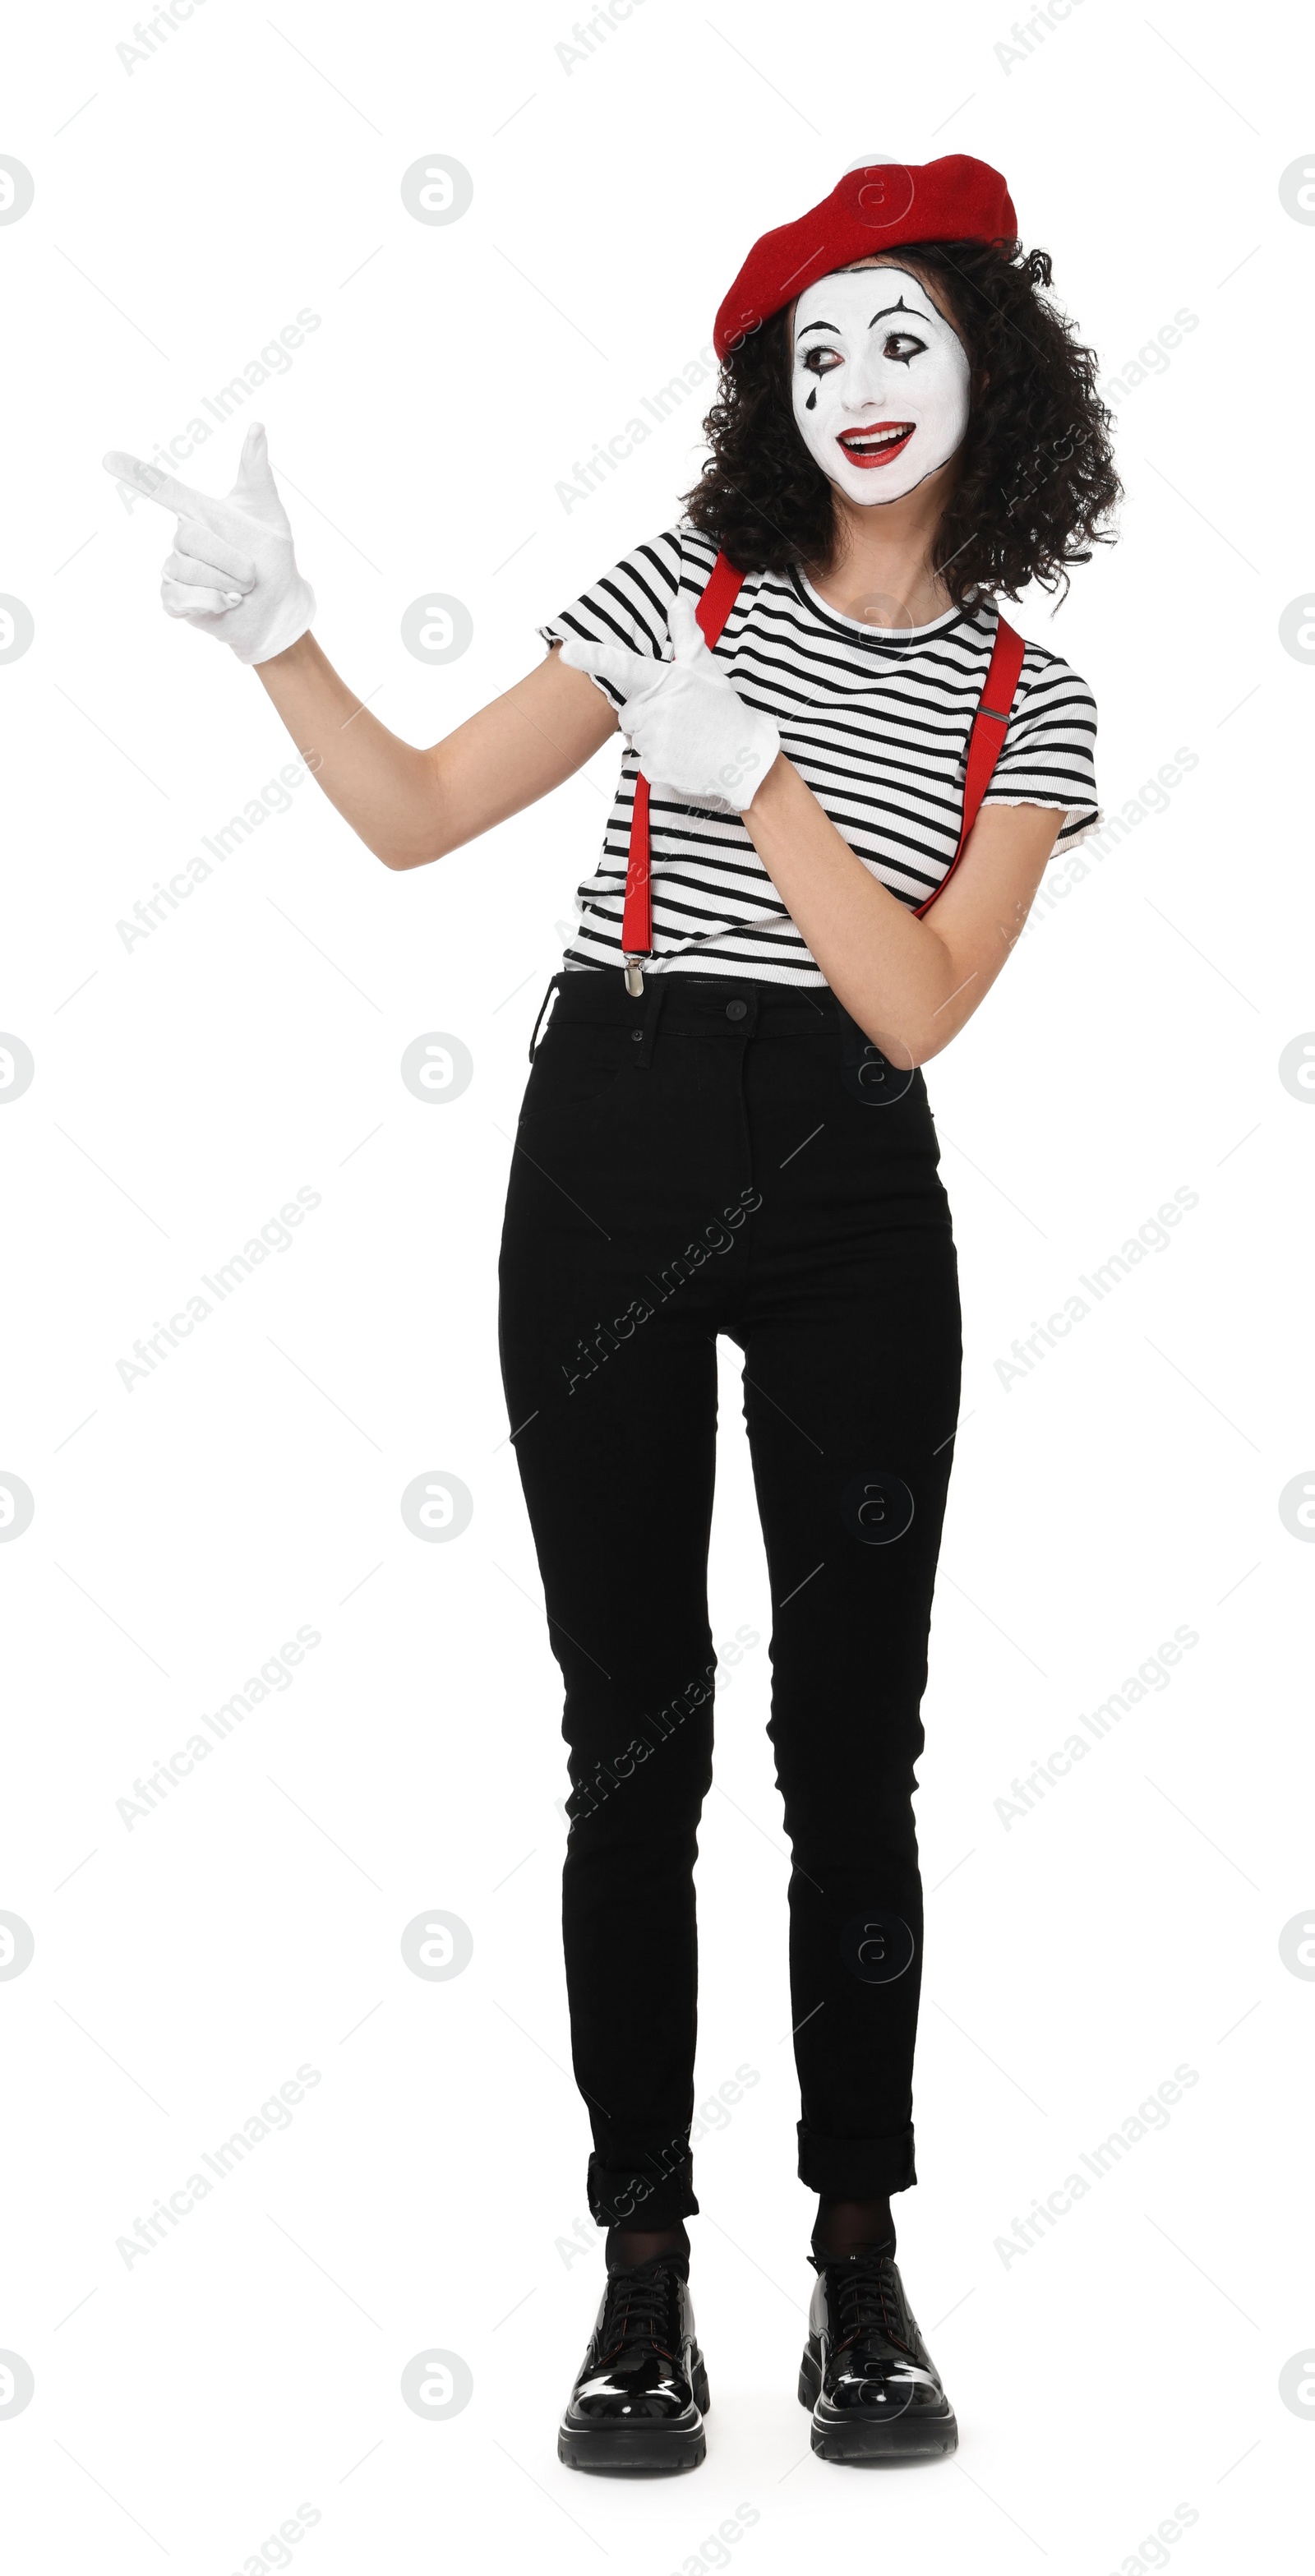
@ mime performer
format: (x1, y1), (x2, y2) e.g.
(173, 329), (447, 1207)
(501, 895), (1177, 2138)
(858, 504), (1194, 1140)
(105, 150), (1118, 2474)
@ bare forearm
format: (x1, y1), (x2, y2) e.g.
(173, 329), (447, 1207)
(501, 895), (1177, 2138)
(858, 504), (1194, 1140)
(255, 631), (617, 871)
(741, 755), (1059, 1064)
(255, 632), (445, 868)
(742, 756), (960, 1061)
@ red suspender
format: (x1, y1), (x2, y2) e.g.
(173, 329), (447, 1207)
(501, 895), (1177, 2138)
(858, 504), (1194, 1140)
(621, 550), (745, 967)
(619, 576), (1026, 967)
(914, 615), (1027, 916)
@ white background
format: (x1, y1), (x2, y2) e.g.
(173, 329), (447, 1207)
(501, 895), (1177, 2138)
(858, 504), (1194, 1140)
(2, 2), (1313, 2568)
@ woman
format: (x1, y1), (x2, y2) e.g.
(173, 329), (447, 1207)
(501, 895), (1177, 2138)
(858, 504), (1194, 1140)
(104, 150), (1118, 2473)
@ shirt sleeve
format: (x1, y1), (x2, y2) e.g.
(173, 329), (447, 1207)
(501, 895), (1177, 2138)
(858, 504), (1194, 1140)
(981, 648), (1101, 854)
(538, 526), (690, 711)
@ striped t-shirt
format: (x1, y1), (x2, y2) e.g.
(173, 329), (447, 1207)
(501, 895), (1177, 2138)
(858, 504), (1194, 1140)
(540, 519), (1100, 986)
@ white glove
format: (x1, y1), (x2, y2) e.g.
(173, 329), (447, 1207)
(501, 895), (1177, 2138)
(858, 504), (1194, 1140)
(560, 589), (780, 813)
(102, 422), (316, 666)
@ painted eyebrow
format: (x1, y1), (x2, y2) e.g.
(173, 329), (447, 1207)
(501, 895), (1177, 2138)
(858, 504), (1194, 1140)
(796, 301), (937, 344)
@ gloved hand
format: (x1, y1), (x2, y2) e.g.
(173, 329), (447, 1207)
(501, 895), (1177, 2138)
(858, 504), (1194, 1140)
(102, 422), (316, 666)
(560, 589), (780, 813)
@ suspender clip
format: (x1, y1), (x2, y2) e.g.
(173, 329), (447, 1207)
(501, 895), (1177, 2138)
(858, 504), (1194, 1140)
(623, 956), (646, 997)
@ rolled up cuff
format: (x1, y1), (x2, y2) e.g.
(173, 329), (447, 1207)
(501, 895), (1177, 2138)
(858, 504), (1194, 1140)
(587, 2150), (699, 2230)
(796, 2121), (916, 2198)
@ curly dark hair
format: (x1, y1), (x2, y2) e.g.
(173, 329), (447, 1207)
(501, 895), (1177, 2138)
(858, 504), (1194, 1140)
(682, 238), (1120, 607)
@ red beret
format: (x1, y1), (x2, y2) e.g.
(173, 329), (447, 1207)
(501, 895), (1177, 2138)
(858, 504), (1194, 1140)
(713, 153), (1017, 359)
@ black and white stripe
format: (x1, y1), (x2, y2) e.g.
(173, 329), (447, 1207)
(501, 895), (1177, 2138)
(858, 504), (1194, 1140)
(540, 520), (1100, 986)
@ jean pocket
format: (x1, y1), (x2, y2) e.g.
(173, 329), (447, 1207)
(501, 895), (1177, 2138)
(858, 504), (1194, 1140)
(519, 1019), (628, 1123)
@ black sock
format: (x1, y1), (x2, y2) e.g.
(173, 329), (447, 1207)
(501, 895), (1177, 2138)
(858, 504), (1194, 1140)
(605, 2218), (690, 2273)
(811, 2196), (896, 2260)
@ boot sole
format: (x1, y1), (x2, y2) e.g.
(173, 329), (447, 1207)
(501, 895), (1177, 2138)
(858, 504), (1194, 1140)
(798, 2340), (957, 2464)
(558, 2358), (709, 2475)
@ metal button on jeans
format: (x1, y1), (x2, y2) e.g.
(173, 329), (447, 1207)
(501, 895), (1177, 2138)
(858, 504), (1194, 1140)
(726, 999), (747, 1021)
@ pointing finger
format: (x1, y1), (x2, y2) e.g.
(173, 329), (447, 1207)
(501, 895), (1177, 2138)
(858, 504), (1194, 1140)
(667, 588), (707, 662)
(104, 450), (209, 518)
(558, 635), (661, 702)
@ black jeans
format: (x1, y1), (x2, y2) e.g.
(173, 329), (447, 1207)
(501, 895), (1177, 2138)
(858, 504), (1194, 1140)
(497, 969), (962, 2227)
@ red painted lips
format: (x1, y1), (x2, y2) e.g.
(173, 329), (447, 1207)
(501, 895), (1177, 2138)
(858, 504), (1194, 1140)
(837, 421), (915, 469)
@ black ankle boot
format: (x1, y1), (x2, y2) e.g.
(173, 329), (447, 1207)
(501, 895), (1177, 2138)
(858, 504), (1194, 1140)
(558, 2242), (708, 2474)
(800, 2244), (957, 2464)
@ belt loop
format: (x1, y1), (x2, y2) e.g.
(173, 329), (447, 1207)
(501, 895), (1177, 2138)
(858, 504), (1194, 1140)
(528, 973), (563, 1063)
(631, 973), (671, 1071)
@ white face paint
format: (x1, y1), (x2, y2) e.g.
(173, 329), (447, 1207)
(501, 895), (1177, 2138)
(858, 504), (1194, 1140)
(791, 265), (971, 506)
